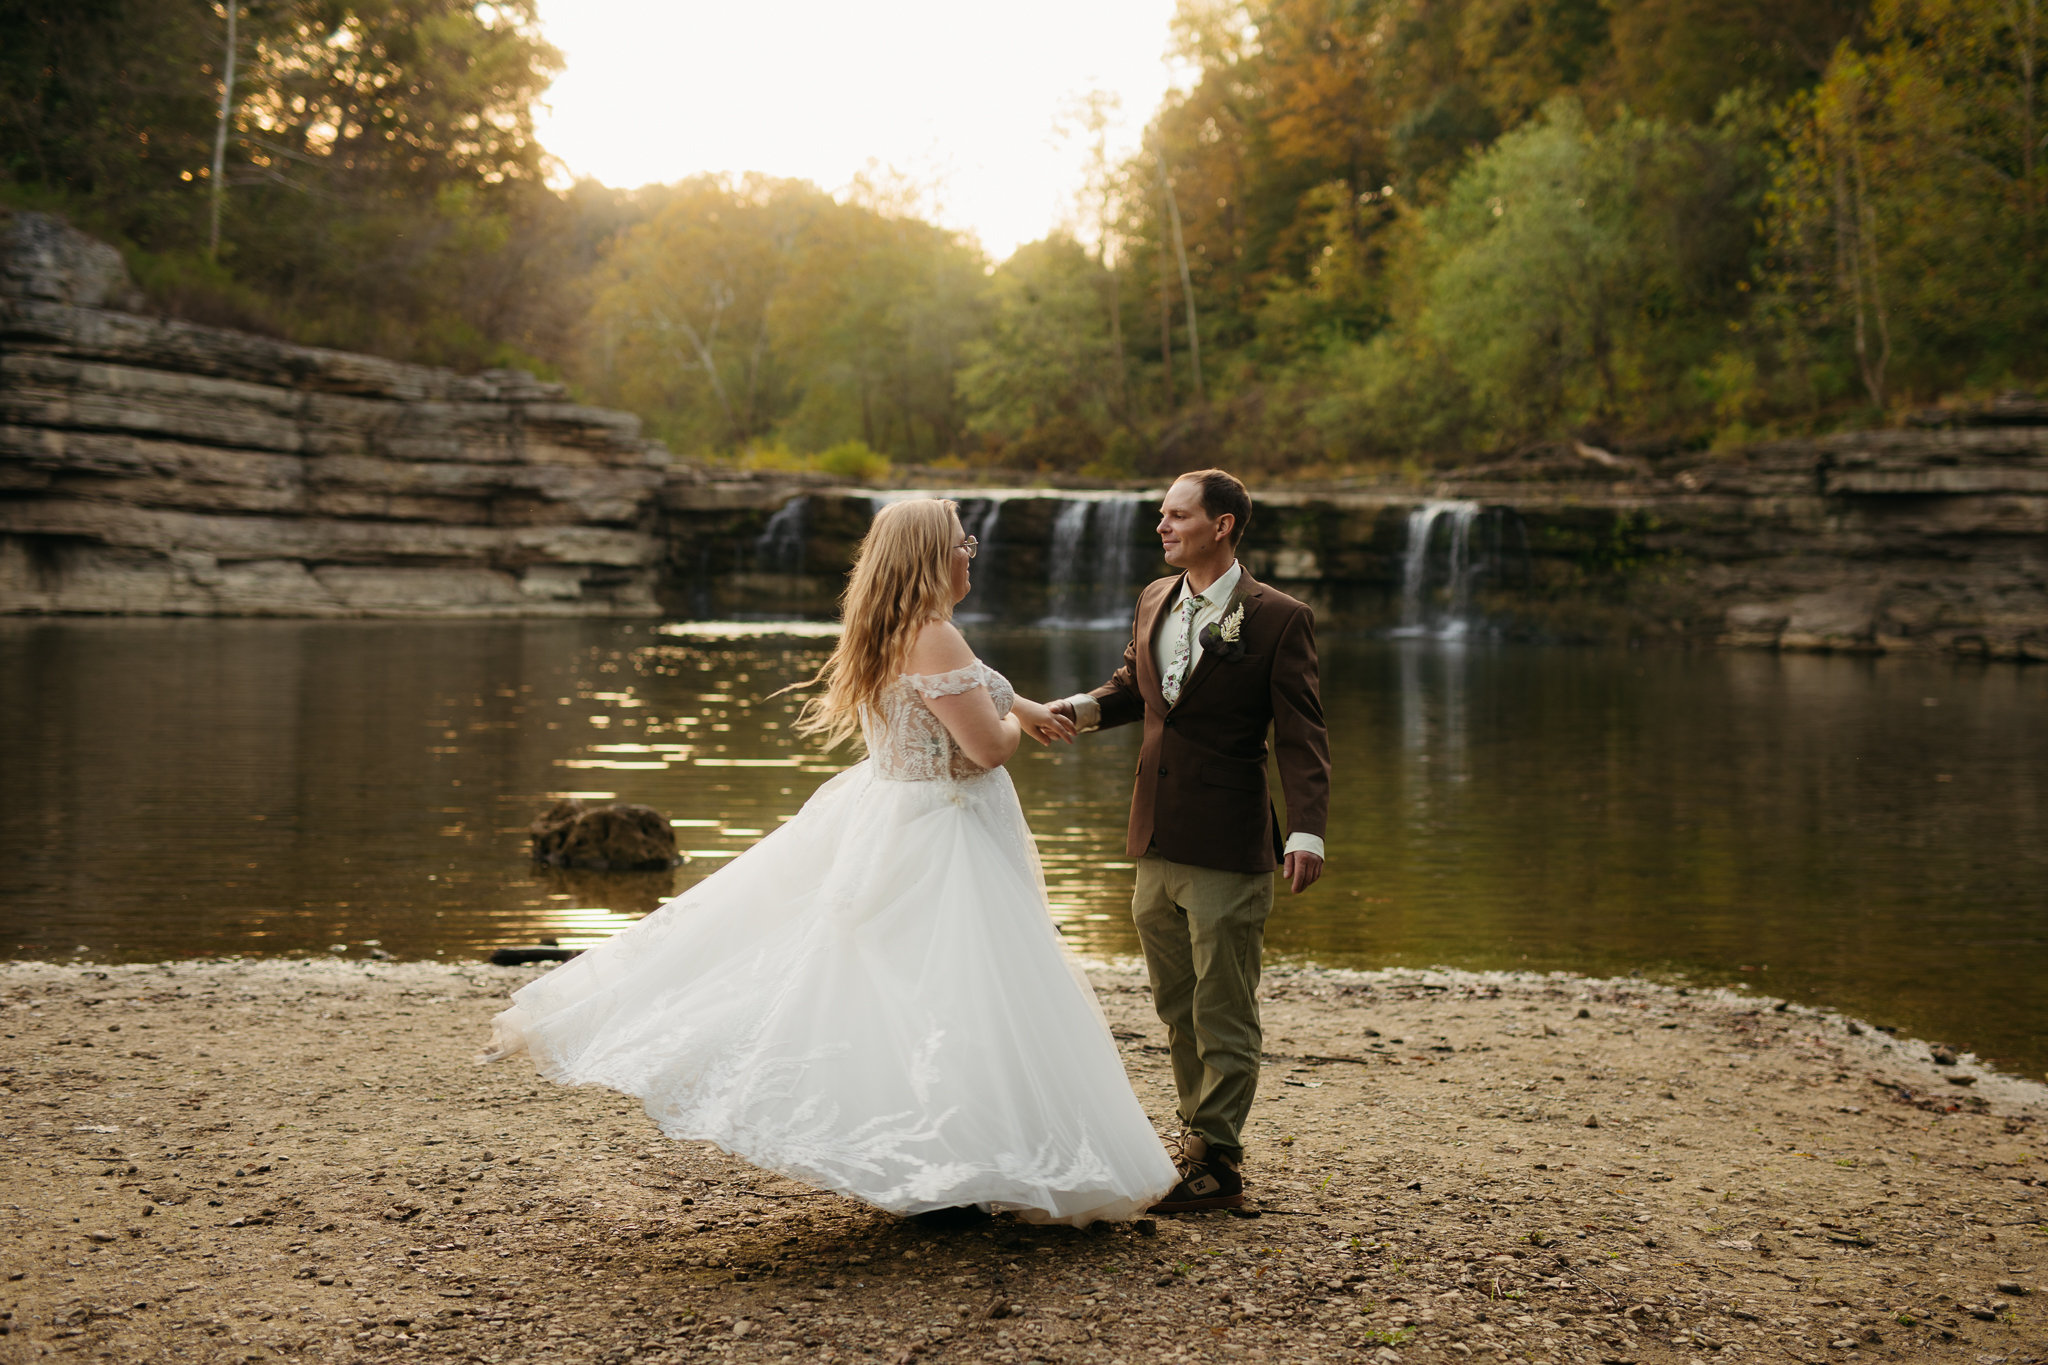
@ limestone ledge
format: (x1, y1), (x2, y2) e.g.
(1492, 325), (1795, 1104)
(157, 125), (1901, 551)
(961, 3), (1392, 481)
(0, 210), (675, 617)
(670, 469), (2048, 659)
(0, 539), (656, 616)
(1, 426), (666, 525)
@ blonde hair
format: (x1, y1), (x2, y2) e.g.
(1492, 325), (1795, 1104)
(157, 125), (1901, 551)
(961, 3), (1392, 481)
(790, 497), (961, 751)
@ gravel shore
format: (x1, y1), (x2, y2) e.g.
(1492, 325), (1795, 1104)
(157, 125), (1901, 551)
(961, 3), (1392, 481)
(1, 956), (2042, 1364)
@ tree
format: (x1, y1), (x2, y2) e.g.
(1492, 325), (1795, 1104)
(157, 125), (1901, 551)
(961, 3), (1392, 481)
(1771, 0), (2048, 405)
(1, 0), (568, 367)
(589, 177), (814, 449)
(582, 176), (988, 461)
(956, 235), (1117, 469)
(0, 0), (222, 231)
(242, 1), (559, 193)
(1321, 96), (1770, 453)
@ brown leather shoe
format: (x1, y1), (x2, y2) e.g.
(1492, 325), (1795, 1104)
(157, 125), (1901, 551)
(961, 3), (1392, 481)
(1149, 1154), (1244, 1213)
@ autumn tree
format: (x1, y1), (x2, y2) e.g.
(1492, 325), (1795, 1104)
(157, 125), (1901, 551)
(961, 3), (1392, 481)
(1, 0), (567, 367)
(582, 176), (987, 461)
(957, 235), (1119, 470)
(1772, 0), (2047, 406)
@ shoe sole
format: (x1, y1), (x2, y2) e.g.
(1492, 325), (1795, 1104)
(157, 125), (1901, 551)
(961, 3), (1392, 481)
(1147, 1193), (1246, 1213)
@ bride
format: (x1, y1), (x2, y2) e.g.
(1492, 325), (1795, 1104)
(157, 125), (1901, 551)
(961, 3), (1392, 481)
(482, 497), (1177, 1225)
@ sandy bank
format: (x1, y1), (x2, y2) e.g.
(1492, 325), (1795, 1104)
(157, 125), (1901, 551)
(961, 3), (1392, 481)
(0, 957), (2042, 1364)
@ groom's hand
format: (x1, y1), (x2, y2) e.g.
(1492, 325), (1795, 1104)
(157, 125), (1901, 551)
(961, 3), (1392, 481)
(1283, 851), (1323, 895)
(1047, 700), (1075, 723)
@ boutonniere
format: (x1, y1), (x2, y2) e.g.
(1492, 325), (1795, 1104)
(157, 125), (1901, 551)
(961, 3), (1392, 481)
(1198, 602), (1247, 663)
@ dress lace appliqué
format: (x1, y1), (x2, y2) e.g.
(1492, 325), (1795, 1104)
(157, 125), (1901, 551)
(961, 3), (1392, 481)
(861, 659), (1017, 783)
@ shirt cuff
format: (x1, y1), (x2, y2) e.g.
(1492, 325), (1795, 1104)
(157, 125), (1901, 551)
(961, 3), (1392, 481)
(1062, 693), (1102, 732)
(1282, 832), (1326, 860)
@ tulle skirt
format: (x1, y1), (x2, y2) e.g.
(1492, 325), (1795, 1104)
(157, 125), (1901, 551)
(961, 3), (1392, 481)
(483, 762), (1177, 1226)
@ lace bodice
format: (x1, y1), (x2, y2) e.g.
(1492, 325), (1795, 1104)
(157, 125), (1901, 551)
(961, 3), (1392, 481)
(860, 660), (1016, 782)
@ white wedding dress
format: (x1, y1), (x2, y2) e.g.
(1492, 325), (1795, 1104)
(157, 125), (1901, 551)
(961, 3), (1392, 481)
(483, 659), (1177, 1225)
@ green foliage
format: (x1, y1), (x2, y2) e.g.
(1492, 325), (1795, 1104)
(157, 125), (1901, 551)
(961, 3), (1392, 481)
(583, 175), (985, 462)
(734, 440), (892, 483)
(813, 441), (892, 482)
(1533, 511), (1668, 586)
(958, 235), (1119, 463)
(1768, 0), (2048, 408)
(10, 0), (2036, 470)
(1, 0), (569, 369)
(1306, 94), (1770, 456)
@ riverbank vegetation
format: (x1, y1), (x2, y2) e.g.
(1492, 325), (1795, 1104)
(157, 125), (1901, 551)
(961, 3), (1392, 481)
(4, 0), (2042, 476)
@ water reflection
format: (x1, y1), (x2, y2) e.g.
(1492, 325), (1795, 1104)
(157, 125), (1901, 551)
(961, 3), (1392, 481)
(528, 867), (677, 935)
(1, 619), (2042, 1078)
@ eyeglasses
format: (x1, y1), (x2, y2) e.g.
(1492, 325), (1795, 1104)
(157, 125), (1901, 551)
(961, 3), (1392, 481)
(956, 536), (979, 560)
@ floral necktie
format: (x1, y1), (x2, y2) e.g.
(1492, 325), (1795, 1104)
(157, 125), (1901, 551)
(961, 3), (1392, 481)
(1162, 593), (1205, 706)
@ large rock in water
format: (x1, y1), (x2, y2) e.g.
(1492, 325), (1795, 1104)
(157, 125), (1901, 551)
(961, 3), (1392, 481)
(529, 799), (680, 871)
(0, 209), (672, 616)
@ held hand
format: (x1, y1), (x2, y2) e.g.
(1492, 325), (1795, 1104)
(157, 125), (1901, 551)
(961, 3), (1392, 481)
(1046, 699), (1076, 724)
(1013, 698), (1077, 746)
(1282, 850), (1324, 895)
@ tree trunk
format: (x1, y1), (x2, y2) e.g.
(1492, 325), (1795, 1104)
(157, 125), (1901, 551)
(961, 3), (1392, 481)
(1158, 242), (1175, 412)
(1160, 161), (1205, 404)
(208, 4), (238, 261)
(1848, 127), (1891, 409)
(1107, 261), (1129, 422)
(2016, 0), (2040, 253)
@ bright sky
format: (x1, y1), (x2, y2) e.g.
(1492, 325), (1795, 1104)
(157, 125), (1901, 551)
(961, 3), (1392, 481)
(531, 0), (1188, 262)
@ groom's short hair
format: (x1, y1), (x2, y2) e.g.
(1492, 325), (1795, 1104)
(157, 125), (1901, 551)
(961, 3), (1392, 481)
(1175, 469), (1252, 546)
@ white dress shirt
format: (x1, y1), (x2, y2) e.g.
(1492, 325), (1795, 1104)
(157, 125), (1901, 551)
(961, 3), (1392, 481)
(1063, 561), (1325, 862)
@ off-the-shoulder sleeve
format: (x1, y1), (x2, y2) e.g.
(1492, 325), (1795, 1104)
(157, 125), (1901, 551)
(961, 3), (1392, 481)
(901, 662), (988, 699)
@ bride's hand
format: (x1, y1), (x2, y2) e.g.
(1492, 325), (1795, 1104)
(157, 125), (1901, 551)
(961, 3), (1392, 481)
(1013, 697), (1076, 745)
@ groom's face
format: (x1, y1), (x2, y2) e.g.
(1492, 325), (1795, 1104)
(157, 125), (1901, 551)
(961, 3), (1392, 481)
(1158, 479), (1233, 568)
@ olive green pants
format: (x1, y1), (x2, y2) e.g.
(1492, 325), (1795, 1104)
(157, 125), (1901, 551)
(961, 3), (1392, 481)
(1131, 849), (1274, 1162)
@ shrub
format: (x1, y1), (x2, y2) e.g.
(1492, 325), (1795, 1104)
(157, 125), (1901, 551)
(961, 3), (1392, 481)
(812, 440), (892, 482)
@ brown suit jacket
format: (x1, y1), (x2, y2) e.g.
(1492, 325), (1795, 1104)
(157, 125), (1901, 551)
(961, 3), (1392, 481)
(1087, 568), (1331, 875)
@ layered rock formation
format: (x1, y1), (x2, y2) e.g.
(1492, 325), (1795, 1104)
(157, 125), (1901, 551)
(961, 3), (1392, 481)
(664, 408), (2048, 659)
(0, 211), (671, 616)
(8, 212), (2042, 654)
(1640, 404), (2048, 658)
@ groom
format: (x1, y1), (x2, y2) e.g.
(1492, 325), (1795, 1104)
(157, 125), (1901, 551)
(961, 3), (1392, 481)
(1050, 468), (1330, 1213)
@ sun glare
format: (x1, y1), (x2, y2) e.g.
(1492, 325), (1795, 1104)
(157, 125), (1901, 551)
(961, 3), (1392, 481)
(530, 0), (1187, 260)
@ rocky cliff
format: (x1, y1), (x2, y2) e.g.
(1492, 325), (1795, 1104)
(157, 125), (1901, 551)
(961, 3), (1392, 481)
(663, 409), (2048, 660)
(1439, 407), (2048, 659)
(0, 211), (673, 616)
(9, 213), (2043, 654)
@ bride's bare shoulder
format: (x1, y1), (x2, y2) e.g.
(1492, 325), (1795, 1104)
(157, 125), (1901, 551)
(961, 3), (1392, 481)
(903, 619), (975, 676)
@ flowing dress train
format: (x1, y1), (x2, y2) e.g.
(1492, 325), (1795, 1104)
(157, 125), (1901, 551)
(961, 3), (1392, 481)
(483, 660), (1177, 1225)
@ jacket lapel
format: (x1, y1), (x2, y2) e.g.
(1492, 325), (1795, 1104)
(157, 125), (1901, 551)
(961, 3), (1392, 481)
(1135, 575), (1182, 707)
(1170, 571), (1265, 711)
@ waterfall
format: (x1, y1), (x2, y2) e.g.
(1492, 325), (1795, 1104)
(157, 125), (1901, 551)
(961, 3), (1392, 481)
(854, 489), (1148, 630)
(1090, 497), (1141, 626)
(752, 496), (807, 575)
(1042, 501), (1092, 624)
(954, 496), (1004, 622)
(1396, 500), (1483, 638)
(861, 490), (1009, 621)
(1041, 495), (1146, 628)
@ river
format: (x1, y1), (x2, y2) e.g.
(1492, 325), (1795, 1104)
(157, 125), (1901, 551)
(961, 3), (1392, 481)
(2, 618), (2042, 1078)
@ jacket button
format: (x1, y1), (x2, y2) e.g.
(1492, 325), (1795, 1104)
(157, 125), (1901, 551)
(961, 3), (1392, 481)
(1158, 767), (1170, 776)
(1163, 717), (1175, 728)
